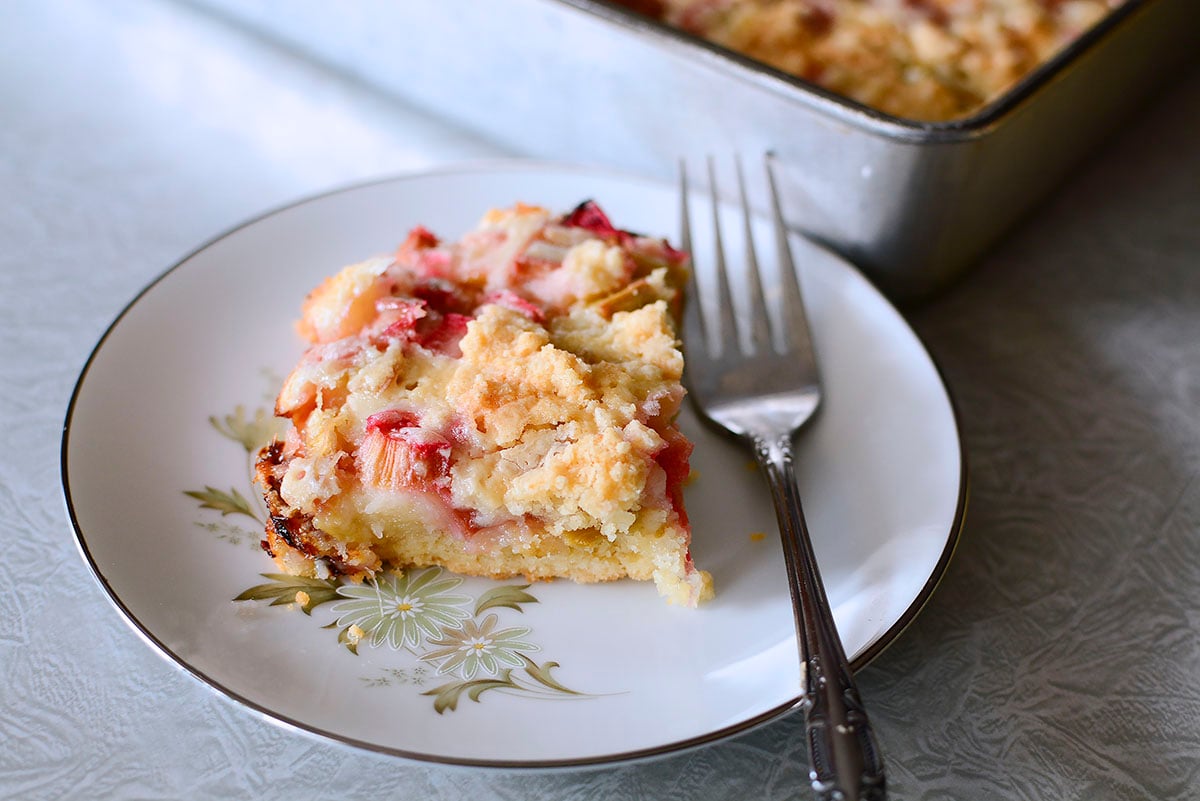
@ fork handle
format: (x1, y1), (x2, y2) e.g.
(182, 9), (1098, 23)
(756, 435), (888, 801)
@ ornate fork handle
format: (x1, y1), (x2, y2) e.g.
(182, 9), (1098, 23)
(756, 435), (888, 801)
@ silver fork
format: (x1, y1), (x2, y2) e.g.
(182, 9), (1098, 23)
(680, 156), (887, 801)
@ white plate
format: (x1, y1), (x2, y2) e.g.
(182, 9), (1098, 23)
(62, 161), (964, 768)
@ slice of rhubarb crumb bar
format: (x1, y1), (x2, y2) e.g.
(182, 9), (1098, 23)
(256, 201), (713, 606)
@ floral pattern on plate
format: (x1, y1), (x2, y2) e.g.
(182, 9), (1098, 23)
(186, 395), (593, 713)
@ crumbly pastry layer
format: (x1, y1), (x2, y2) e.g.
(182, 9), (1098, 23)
(256, 202), (713, 606)
(633, 0), (1122, 121)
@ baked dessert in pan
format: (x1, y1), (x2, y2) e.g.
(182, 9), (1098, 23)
(625, 0), (1124, 121)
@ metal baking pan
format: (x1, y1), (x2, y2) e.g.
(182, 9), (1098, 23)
(187, 0), (1198, 300)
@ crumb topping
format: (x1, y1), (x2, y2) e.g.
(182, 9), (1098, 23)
(274, 203), (690, 541)
(631, 0), (1123, 121)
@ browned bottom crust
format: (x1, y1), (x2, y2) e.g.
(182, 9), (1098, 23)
(255, 440), (713, 605)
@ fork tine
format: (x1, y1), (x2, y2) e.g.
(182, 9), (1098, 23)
(679, 160), (710, 359)
(678, 158), (694, 270)
(736, 157), (772, 355)
(765, 154), (817, 358)
(707, 157), (741, 357)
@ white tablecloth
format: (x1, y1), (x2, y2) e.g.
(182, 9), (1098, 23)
(4, 0), (1199, 798)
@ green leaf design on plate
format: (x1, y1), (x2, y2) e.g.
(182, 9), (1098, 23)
(234, 573), (341, 615)
(421, 656), (585, 713)
(519, 654), (583, 696)
(233, 573), (596, 709)
(209, 404), (283, 453)
(424, 671), (520, 714)
(185, 486), (258, 520)
(473, 583), (539, 615)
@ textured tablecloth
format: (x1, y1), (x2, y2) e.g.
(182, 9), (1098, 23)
(3, 0), (1199, 798)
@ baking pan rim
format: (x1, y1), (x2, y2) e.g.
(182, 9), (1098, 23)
(566, 0), (1153, 143)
